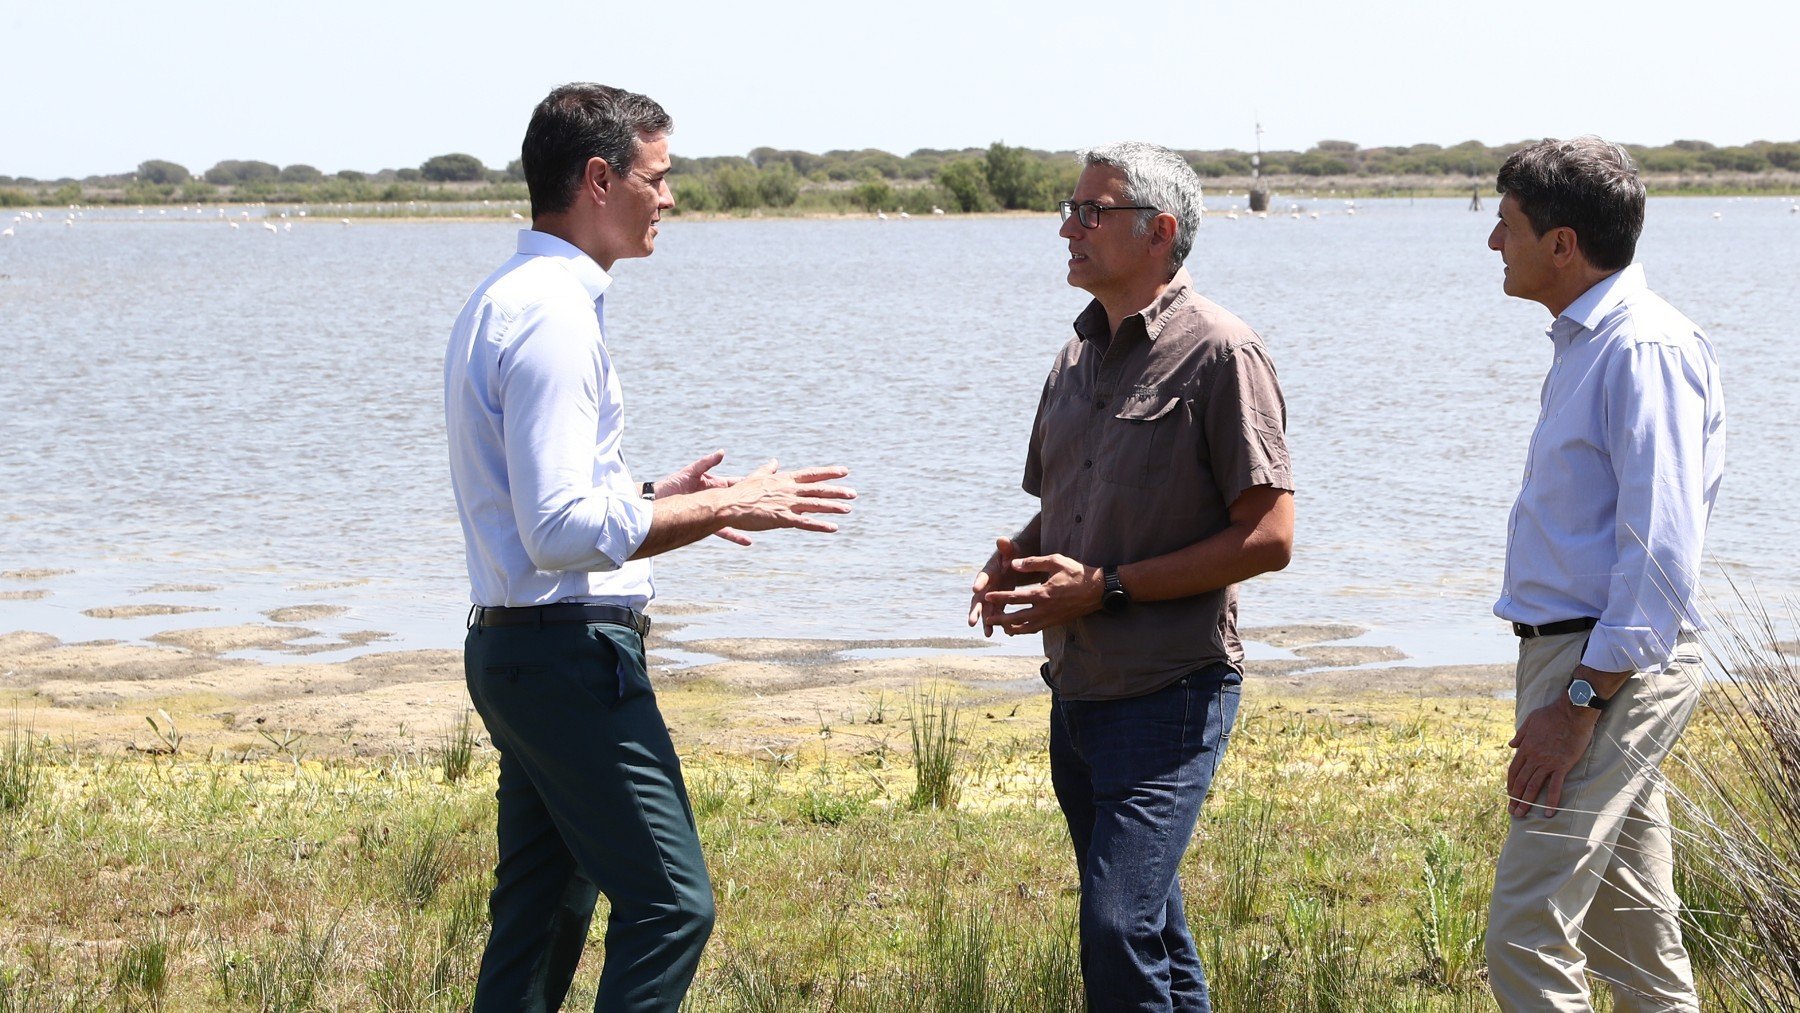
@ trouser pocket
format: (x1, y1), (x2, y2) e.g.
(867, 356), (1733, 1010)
(589, 622), (653, 702)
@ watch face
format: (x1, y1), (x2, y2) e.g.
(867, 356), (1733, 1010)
(1569, 680), (1595, 707)
(1102, 590), (1128, 615)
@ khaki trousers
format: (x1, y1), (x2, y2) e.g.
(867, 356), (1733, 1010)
(1486, 630), (1703, 1012)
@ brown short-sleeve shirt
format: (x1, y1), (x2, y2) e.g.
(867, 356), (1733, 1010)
(1022, 269), (1293, 701)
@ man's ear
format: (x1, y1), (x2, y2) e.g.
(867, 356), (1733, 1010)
(1151, 211), (1178, 248)
(583, 156), (613, 207)
(1549, 226), (1583, 268)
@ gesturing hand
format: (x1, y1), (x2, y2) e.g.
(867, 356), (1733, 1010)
(967, 537), (1020, 637)
(981, 553), (1104, 636)
(656, 450), (741, 498)
(657, 451), (751, 545)
(718, 460), (856, 538)
(1505, 700), (1600, 818)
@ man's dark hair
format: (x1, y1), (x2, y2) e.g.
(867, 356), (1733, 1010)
(1495, 136), (1645, 271)
(523, 83), (672, 218)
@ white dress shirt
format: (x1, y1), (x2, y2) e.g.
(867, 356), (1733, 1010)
(1495, 264), (1726, 673)
(445, 230), (654, 609)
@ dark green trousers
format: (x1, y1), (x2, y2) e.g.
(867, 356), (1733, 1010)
(464, 620), (713, 1012)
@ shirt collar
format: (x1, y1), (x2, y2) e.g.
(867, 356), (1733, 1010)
(516, 229), (612, 303)
(1073, 268), (1195, 344)
(1554, 263), (1645, 338)
(1141, 268), (1194, 341)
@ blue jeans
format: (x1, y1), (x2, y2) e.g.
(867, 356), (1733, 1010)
(1050, 664), (1241, 1013)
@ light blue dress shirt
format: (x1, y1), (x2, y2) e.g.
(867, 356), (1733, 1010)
(1495, 264), (1725, 673)
(444, 230), (654, 609)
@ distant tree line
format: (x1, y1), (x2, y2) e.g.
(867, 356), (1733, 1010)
(0, 154), (531, 208)
(4, 138), (1796, 211)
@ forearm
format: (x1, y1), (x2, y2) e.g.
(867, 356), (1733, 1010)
(630, 489), (733, 559)
(1117, 490), (1293, 603)
(1012, 514), (1043, 557)
(1573, 664), (1632, 697)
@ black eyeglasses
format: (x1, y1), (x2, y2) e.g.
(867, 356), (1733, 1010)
(1058, 199), (1159, 229)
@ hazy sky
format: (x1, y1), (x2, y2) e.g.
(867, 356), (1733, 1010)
(6, 0), (1796, 178)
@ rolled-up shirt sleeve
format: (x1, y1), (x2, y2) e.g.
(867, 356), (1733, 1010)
(497, 300), (652, 572)
(1584, 341), (1710, 672)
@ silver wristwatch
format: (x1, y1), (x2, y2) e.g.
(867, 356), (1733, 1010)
(1567, 678), (1610, 711)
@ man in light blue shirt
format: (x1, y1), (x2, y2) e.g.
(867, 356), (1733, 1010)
(445, 83), (854, 1012)
(1483, 137), (1722, 1013)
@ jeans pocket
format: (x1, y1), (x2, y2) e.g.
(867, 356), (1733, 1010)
(1210, 685), (1242, 781)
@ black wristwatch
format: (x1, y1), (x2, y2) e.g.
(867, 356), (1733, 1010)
(1567, 678), (1611, 711)
(1100, 566), (1131, 615)
(641, 481), (656, 500)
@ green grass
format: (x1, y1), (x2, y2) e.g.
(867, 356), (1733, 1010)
(0, 686), (1777, 1010)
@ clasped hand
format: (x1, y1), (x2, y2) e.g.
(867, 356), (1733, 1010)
(966, 538), (1102, 636)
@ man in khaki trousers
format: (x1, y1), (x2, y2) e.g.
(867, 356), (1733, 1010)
(1483, 136), (1725, 1011)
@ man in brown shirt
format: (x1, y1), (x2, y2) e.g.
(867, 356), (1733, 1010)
(969, 141), (1293, 1013)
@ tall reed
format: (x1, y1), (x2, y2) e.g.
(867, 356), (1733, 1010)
(909, 689), (962, 811)
(1663, 595), (1800, 1011)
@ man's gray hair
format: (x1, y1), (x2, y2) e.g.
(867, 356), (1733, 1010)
(1078, 141), (1205, 273)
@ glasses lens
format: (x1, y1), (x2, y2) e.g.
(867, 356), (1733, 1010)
(1078, 202), (1098, 229)
(1058, 200), (1074, 223)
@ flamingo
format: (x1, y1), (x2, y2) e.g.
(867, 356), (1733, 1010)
(262, 221), (278, 233)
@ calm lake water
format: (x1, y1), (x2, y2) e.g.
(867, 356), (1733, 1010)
(3, 197), (1798, 666)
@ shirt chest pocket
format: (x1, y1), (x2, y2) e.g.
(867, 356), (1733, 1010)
(1099, 392), (1183, 489)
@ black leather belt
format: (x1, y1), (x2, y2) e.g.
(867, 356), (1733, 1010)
(471, 603), (650, 637)
(1512, 617), (1598, 639)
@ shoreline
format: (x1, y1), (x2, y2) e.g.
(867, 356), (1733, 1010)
(0, 611), (1511, 760)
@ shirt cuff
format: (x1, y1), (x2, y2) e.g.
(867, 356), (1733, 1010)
(598, 491), (655, 568)
(1580, 623), (1672, 674)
